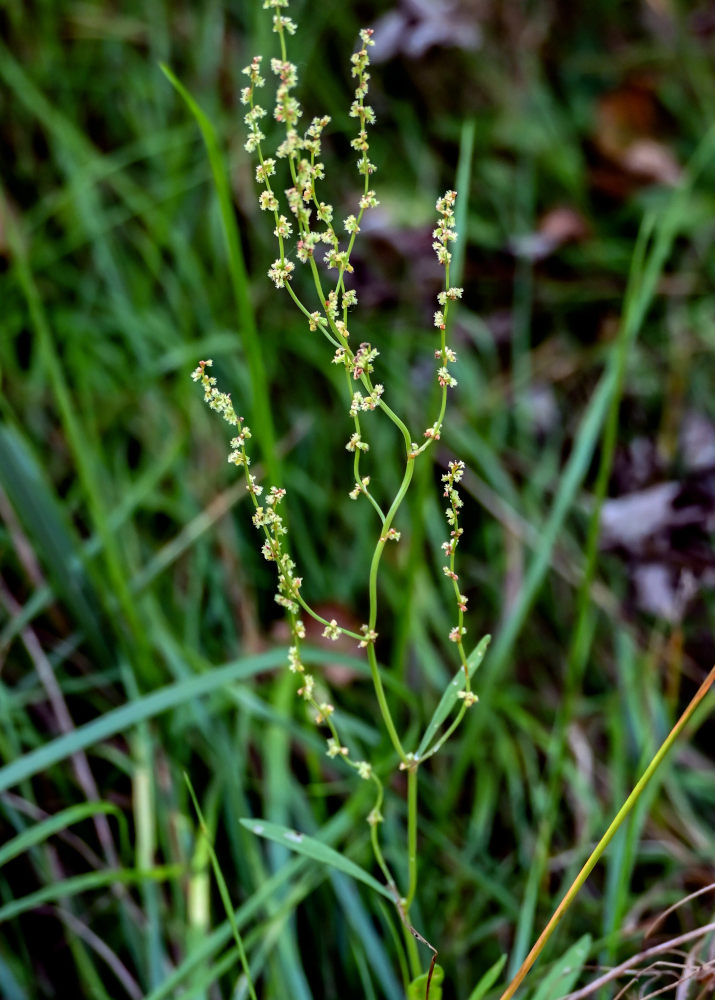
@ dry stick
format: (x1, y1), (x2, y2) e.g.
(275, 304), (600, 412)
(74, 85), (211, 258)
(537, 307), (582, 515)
(390, 884), (439, 1000)
(0, 575), (121, 871)
(559, 920), (715, 1000)
(644, 882), (715, 940)
(498, 664), (715, 1000)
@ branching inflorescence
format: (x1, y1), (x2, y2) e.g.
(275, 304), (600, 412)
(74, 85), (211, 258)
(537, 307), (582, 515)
(192, 0), (483, 984)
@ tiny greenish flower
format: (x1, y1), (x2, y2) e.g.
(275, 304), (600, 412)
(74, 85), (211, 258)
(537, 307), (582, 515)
(242, 55), (264, 87)
(457, 690), (479, 707)
(273, 215), (293, 238)
(288, 646), (303, 673)
(358, 625), (378, 648)
(399, 753), (418, 772)
(315, 702), (334, 723)
(268, 258), (295, 288)
(437, 367), (457, 388)
(438, 286), (464, 304)
(346, 432), (368, 453)
(326, 738), (349, 759)
(322, 619), (341, 641)
(297, 673), (315, 700)
(275, 594), (299, 614)
(258, 190), (278, 211)
(271, 14), (297, 35)
(367, 807), (383, 827)
(266, 486), (287, 506)
(244, 105), (266, 125)
(357, 761), (372, 780)
(359, 190), (379, 210)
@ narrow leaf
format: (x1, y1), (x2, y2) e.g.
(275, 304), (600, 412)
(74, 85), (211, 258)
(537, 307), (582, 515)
(0, 866), (181, 923)
(0, 801), (120, 868)
(418, 635), (490, 756)
(529, 934), (591, 1000)
(467, 954), (507, 1000)
(240, 819), (392, 901)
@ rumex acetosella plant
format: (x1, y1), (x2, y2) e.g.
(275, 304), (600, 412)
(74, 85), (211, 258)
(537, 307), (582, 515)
(191, 0), (487, 994)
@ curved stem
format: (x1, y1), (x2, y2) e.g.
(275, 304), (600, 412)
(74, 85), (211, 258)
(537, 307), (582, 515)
(294, 593), (362, 641)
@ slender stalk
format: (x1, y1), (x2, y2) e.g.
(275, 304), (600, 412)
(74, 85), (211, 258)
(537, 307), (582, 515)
(404, 766), (419, 912)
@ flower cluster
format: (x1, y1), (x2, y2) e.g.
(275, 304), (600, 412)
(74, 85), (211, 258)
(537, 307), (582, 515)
(191, 359), (239, 427)
(349, 385), (384, 416)
(240, 16), (382, 315)
(350, 29), (376, 177)
(441, 460), (472, 687)
(191, 360), (303, 640)
(431, 192), (463, 395)
(433, 190), (458, 266)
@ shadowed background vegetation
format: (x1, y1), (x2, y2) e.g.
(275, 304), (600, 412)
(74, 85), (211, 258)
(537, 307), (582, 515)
(2, 1), (715, 997)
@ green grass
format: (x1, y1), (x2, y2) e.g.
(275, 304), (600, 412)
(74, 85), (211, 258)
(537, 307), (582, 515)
(2, 2), (715, 998)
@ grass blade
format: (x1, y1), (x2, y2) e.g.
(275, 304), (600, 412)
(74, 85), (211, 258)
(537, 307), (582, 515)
(417, 635), (491, 757)
(467, 954), (507, 1000)
(240, 818), (393, 901)
(528, 935), (591, 1000)
(0, 802), (121, 868)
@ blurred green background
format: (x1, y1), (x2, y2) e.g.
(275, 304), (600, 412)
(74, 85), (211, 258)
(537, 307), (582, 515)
(2, 1), (715, 997)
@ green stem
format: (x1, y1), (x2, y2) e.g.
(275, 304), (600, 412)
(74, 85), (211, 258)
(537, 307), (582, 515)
(366, 644), (406, 763)
(364, 455), (416, 763)
(404, 766), (419, 912)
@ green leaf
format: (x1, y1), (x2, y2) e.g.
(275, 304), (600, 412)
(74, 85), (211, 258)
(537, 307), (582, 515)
(407, 963), (444, 999)
(0, 866), (181, 923)
(185, 776), (258, 1000)
(467, 953), (507, 1000)
(240, 819), (393, 901)
(418, 635), (491, 756)
(528, 934), (591, 1000)
(0, 425), (109, 658)
(0, 802), (120, 868)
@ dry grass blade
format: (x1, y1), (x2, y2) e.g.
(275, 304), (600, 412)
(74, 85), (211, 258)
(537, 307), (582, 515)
(645, 883), (715, 940)
(559, 921), (715, 999)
